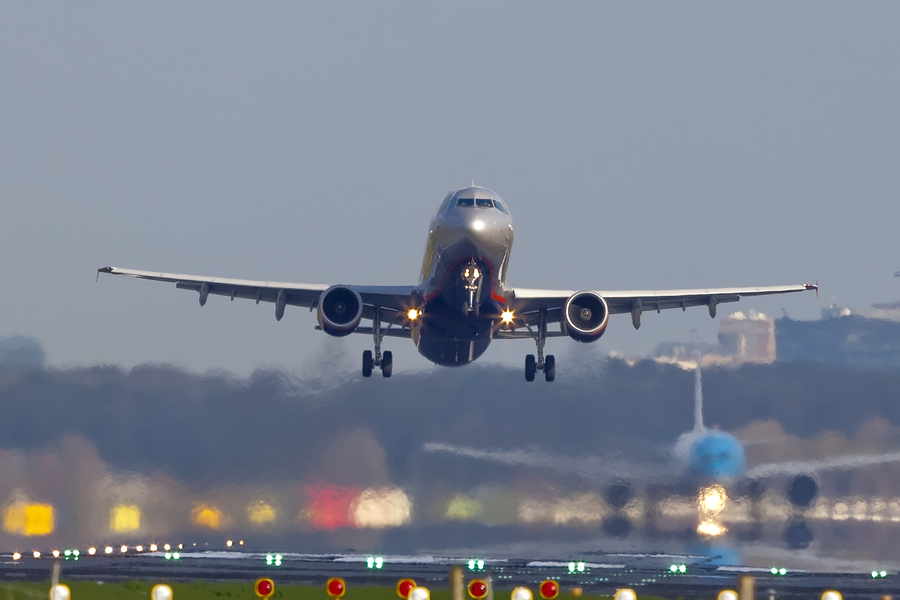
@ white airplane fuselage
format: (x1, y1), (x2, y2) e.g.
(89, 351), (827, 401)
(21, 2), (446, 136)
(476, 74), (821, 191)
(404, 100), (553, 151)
(414, 187), (514, 366)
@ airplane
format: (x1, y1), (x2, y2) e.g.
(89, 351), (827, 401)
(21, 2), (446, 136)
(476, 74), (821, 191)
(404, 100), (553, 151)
(98, 186), (816, 380)
(424, 357), (900, 514)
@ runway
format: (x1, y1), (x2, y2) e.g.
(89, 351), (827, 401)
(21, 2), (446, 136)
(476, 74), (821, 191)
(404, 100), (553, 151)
(1, 551), (894, 599)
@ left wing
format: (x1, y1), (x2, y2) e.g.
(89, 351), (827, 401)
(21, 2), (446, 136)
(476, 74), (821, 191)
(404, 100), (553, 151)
(509, 283), (817, 329)
(98, 266), (416, 325)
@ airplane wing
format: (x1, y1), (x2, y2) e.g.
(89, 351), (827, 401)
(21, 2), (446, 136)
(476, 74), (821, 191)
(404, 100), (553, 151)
(97, 267), (416, 324)
(509, 284), (817, 328)
(745, 451), (900, 479)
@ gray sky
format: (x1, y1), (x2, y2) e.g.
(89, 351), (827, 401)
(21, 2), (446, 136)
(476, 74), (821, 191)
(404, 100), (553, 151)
(2, 2), (898, 375)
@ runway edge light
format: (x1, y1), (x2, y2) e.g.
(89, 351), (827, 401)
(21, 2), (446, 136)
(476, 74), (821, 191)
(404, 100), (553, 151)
(468, 578), (488, 599)
(511, 587), (533, 600)
(539, 580), (560, 599)
(326, 577), (346, 599)
(254, 578), (274, 599)
(49, 584), (70, 600)
(614, 589), (637, 600)
(717, 590), (738, 600)
(409, 587), (430, 600)
(397, 578), (417, 599)
(151, 583), (174, 600)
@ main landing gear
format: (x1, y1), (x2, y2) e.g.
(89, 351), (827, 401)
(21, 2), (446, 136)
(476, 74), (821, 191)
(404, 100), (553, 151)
(363, 306), (392, 378)
(524, 309), (555, 382)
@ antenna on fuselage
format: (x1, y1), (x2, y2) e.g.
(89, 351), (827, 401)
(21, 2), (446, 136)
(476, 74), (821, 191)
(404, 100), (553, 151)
(693, 352), (705, 433)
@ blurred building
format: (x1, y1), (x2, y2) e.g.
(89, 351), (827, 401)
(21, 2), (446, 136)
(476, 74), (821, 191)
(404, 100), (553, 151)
(776, 306), (900, 368)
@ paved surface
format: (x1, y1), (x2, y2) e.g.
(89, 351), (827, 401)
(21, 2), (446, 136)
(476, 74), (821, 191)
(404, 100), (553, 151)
(0, 551), (895, 599)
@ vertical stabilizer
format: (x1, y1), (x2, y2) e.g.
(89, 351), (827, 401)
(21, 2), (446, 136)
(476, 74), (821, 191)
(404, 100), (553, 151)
(693, 355), (705, 433)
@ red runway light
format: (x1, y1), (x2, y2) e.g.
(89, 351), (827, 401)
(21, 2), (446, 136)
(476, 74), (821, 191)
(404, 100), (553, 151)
(327, 577), (346, 598)
(539, 580), (560, 599)
(468, 579), (488, 599)
(397, 578), (417, 598)
(254, 578), (274, 599)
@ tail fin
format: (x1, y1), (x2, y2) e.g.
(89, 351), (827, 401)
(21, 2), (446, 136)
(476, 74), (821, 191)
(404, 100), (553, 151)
(693, 353), (705, 432)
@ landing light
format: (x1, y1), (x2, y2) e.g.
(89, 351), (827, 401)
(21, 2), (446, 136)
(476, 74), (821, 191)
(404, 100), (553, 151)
(472, 221), (485, 231)
(501, 309), (515, 325)
(407, 308), (420, 321)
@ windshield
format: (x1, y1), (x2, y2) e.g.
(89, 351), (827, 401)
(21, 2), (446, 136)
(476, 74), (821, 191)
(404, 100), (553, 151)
(457, 197), (496, 209)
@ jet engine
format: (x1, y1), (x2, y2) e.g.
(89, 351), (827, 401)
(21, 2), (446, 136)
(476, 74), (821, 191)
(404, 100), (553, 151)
(563, 291), (610, 342)
(317, 285), (364, 337)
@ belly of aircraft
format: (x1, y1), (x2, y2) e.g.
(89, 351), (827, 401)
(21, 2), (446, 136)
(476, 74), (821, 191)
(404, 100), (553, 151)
(415, 299), (496, 366)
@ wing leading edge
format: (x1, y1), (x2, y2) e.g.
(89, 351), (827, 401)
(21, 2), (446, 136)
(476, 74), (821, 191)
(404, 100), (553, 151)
(510, 283), (817, 328)
(97, 266), (416, 324)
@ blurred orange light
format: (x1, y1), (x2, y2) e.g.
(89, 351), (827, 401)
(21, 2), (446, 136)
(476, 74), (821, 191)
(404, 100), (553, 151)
(110, 504), (141, 533)
(32, 551), (40, 559)
(104, 546), (113, 554)
(12, 552), (20, 560)
(88, 547), (96, 556)
(3, 501), (55, 536)
(192, 504), (224, 530)
(149, 544), (157, 552)
(52, 550), (60, 558)
(407, 309), (419, 320)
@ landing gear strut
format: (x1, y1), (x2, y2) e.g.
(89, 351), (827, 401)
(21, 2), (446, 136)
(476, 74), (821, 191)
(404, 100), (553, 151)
(524, 309), (555, 382)
(362, 306), (393, 378)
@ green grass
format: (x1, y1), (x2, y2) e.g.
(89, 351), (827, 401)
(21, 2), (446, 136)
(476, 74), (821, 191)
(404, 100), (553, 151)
(0, 580), (656, 600)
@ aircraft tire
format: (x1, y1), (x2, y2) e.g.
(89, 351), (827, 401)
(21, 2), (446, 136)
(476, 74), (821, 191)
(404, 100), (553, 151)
(544, 355), (556, 382)
(525, 354), (536, 382)
(362, 350), (373, 377)
(382, 350), (393, 378)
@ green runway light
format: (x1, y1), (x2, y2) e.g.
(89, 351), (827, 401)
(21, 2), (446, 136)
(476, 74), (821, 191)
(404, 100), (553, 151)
(165, 553), (172, 560)
(173, 552), (180, 560)
(367, 556), (383, 569)
(477, 560), (484, 570)
(577, 562), (585, 573)
(871, 570), (887, 578)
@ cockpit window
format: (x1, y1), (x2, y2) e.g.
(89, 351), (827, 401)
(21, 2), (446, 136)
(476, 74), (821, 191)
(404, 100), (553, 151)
(456, 197), (497, 209)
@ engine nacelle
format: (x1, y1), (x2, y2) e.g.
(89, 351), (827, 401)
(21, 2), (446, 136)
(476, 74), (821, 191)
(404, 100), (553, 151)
(317, 285), (363, 337)
(563, 291), (610, 343)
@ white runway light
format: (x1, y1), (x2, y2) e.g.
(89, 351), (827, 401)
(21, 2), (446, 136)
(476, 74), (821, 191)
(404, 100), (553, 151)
(49, 584), (71, 600)
(151, 583), (174, 600)
(408, 586), (430, 600)
(614, 589), (637, 600)
(511, 587), (533, 600)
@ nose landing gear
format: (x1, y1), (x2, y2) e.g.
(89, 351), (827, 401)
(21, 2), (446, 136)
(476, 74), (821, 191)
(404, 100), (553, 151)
(362, 306), (393, 378)
(524, 309), (555, 382)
